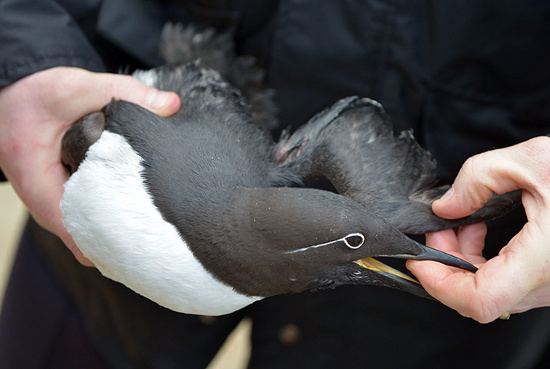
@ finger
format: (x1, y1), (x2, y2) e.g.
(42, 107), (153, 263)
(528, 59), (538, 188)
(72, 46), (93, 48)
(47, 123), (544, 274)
(410, 230), (544, 323)
(27, 176), (94, 267)
(15, 151), (95, 267)
(411, 223), (486, 279)
(3, 114), (94, 267)
(456, 223), (488, 264)
(59, 233), (95, 267)
(408, 254), (508, 323)
(425, 228), (459, 254)
(43, 67), (181, 120)
(408, 260), (491, 321)
(433, 137), (550, 219)
(97, 73), (181, 116)
(423, 224), (486, 264)
(407, 230), (468, 303)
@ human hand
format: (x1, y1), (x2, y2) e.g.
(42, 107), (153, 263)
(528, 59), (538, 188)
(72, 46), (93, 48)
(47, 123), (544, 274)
(407, 136), (550, 323)
(0, 67), (181, 266)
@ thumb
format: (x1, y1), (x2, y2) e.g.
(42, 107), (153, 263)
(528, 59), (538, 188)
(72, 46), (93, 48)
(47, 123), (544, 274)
(432, 154), (504, 219)
(51, 67), (181, 119)
(433, 137), (550, 219)
(97, 73), (181, 116)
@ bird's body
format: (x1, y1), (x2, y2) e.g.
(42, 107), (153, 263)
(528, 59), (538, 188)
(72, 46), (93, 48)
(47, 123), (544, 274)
(62, 129), (262, 315)
(62, 60), (299, 315)
(60, 25), (520, 315)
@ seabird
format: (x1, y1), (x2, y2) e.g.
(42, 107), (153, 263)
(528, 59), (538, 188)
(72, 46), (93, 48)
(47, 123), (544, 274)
(60, 25), (520, 316)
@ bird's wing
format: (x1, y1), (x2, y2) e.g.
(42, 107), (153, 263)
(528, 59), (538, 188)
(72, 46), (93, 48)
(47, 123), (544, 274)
(275, 97), (521, 234)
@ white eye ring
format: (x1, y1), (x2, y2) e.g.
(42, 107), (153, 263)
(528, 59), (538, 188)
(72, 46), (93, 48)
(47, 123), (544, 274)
(343, 233), (365, 249)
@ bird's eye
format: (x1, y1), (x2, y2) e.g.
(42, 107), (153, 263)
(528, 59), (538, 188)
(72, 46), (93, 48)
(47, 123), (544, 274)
(343, 233), (365, 249)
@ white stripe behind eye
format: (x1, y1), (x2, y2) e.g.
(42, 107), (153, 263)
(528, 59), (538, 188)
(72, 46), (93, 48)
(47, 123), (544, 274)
(284, 233), (364, 255)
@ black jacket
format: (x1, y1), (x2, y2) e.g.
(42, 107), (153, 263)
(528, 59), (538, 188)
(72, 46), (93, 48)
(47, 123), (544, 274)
(1, 1), (550, 368)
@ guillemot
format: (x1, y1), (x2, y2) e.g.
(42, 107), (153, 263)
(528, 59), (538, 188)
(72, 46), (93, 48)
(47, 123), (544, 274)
(60, 25), (520, 316)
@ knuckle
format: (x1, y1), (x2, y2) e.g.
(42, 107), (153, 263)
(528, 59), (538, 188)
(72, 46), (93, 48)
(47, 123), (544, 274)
(520, 136), (550, 192)
(459, 155), (493, 211)
(523, 137), (550, 171)
(525, 136), (550, 154)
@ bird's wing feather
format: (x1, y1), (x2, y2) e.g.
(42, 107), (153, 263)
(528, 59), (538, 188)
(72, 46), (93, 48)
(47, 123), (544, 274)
(275, 97), (440, 203)
(275, 97), (521, 234)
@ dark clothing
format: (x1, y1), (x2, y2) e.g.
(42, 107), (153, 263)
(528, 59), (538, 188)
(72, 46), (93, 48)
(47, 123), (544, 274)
(0, 221), (110, 369)
(2, 0), (550, 368)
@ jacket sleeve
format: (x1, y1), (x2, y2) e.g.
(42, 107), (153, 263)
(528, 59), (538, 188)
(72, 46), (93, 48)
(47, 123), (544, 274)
(0, 0), (105, 88)
(0, 0), (106, 181)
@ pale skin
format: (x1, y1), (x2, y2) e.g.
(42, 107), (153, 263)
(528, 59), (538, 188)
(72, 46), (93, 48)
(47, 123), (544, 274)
(407, 136), (550, 323)
(0, 67), (181, 266)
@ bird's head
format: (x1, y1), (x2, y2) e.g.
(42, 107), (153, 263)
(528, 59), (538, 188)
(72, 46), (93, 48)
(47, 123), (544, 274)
(190, 186), (476, 301)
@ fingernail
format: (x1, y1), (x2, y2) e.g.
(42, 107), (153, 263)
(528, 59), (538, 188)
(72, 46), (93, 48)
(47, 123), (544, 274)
(439, 185), (454, 203)
(147, 89), (171, 110)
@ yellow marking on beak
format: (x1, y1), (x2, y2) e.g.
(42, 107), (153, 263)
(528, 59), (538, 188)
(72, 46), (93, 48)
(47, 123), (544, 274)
(356, 257), (420, 285)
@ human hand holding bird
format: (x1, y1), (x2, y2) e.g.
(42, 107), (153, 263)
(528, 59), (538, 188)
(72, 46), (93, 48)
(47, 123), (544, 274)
(0, 66), (180, 266)
(408, 137), (550, 323)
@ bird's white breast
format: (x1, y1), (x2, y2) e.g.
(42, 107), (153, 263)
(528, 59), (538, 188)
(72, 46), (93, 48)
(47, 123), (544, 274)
(60, 131), (261, 315)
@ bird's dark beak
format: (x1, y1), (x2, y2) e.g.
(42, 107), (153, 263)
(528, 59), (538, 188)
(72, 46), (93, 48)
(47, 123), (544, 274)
(355, 241), (477, 300)
(392, 240), (478, 272)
